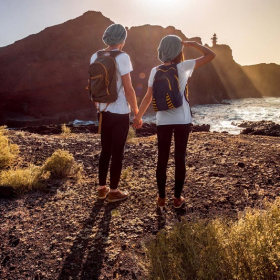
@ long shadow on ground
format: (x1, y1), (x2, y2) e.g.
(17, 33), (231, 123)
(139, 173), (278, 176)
(58, 200), (124, 280)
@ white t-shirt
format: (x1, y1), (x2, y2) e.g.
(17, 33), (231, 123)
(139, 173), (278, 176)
(90, 50), (133, 114)
(148, 60), (196, 125)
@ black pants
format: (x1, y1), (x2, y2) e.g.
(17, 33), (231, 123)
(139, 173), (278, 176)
(156, 124), (191, 199)
(98, 112), (129, 189)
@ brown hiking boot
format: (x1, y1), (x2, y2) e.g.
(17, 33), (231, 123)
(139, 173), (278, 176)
(174, 197), (185, 208)
(157, 197), (166, 209)
(108, 190), (129, 202)
(98, 187), (110, 199)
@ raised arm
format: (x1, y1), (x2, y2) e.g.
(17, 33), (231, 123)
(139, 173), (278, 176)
(183, 41), (216, 69)
(122, 73), (139, 116)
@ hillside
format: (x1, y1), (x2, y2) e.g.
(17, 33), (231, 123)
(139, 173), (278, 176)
(0, 11), (279, 127)
(242, 63), (280, 96)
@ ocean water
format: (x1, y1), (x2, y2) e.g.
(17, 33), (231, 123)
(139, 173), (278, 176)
(72, 97), (280, 134)
(140, 97), (280, 134)
(192, 97), (280, 134)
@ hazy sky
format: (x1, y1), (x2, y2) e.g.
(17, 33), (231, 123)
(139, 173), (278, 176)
(0, 0), (280, 66)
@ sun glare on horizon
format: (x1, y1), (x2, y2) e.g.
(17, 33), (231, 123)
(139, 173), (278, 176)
(0, 0), (279, 65)
(140, 0), (183, 13)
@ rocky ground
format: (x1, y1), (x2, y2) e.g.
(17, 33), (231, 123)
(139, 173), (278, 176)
(1, 127), (280, 279)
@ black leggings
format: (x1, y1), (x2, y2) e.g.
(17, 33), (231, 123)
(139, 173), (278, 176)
(98, 112), (129, 189)
(156, 124), (191, 199)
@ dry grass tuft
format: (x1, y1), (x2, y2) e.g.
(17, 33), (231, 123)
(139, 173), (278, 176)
(0, 125), (8, 134)
(0, 130), (82, 195)
(0, 149), (82, 194)
(146, 198), (280, 279)
(61, 123), (71, 135)
(126, 126), (136, 143)
(0, 165), (44, 194)
(0, 126), (19, 169)
(121, 166), (133, 180)
(42, 149), (82, 179)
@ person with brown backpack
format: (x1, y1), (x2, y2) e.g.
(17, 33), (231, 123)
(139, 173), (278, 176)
(89, 24), (140, 202)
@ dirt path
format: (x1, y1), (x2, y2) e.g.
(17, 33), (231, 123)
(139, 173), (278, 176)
(1, 131), (280, 279)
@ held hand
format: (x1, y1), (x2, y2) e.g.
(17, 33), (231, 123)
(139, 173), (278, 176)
(133, 117), (143, 129)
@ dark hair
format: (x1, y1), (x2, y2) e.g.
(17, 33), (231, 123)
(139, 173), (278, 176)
(172, 51), (184, 64)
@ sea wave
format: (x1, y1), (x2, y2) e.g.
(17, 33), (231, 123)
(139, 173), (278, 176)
(71, 98), (280, 134)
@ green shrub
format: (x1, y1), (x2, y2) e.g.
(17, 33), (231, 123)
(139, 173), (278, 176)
(0, 165), (43, 194)
(0, 126), (19, 169)
(42, 149), (82, 178)
(146, 198), (280, 280)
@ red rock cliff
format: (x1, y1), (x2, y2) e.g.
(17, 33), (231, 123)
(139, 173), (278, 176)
(0, 11), (279, 127)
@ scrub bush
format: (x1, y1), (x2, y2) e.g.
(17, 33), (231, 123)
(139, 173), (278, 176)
(146, 198), (280, 279)
(42, 149), (82, 178)
(61, 123), (71, 135)
(0, 165), (43, 194)
(0, 126), (19, 169)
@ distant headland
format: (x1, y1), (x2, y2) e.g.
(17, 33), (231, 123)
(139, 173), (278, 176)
(0, 11), (279, 127)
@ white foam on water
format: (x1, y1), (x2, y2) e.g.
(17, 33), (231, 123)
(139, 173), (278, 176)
(70, 119), (97, 127)
(71, 98), (280, 134)
(142, 97), (280, 134)
(191, 97), (280, 134)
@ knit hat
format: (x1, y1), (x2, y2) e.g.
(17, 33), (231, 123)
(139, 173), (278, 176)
(158, 35), (183, 62)
(102, 24), (127, 46)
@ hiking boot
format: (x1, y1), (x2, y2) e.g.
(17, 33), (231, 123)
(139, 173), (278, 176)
(157, 197), (166, 209)
(98, 187), (110, 199)
(174, 197), (185, 208)
(108, 190), (129, 202)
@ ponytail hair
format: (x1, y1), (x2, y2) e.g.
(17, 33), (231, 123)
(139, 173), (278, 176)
(171, 51), (184, 64)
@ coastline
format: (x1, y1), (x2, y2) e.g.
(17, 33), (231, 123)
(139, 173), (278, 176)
(9, 119), (280, 137)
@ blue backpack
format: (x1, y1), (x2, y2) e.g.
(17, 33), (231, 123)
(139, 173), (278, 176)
(152, 64), (183, 111)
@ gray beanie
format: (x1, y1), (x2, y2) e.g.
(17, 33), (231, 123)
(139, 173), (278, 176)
(102, 24), (127, 46)
(158, 35), (183, 62)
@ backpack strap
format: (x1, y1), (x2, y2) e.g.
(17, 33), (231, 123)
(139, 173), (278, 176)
(184, 84), (193, 117)
(184, 84), (189, 102)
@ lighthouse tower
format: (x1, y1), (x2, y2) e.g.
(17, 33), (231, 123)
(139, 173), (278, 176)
(211, 33), (218, 46)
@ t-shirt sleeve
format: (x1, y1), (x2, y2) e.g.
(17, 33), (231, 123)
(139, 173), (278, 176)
(90, 53), (97, 64)
(148, 67), (157, 87)
(178, 59), (196, 79)
(116, 53), (133, 76)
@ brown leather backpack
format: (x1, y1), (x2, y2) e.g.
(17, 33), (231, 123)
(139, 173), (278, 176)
(88, 50), (123, 104)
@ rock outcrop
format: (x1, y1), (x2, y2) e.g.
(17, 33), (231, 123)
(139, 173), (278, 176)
(239, 121), (280, 137)
(0, 11), (279, 127)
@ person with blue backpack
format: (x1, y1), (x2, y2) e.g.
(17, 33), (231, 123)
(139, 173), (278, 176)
(133, 35), (215, 209)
